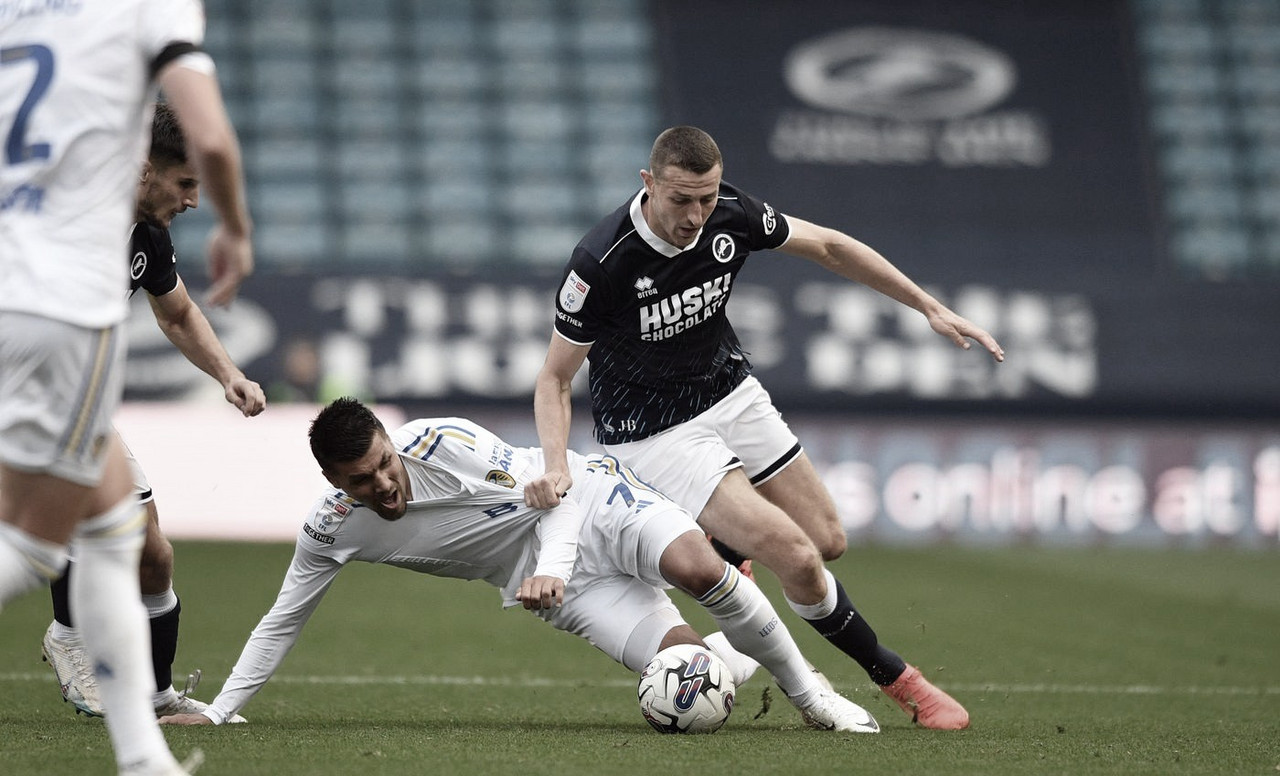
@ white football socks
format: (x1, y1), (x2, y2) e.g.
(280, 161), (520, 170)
(785, 567), (838, 620)
(142, 587), (179, 618)
(702, 631), (760, 687)
(71, 497), (178, 772)
(0, 520), (68, 612)
(696, 564), (822, 702)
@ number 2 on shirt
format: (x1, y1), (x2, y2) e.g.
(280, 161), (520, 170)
(1, 44), (54, 166)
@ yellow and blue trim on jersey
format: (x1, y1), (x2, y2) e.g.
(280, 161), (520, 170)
(401, 424), (478, 462)
(585, 453), (664, 498)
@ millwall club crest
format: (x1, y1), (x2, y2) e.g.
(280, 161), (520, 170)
(712, 234), (737, 263)
(559, 270), (590, 313)
(130, 251), (147, 280)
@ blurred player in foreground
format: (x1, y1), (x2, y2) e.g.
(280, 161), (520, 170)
(530, 125), (1002, 730)
(160, 398), (879, 733)
(40, 103), (265, 721)
(0, 1), (252, 773)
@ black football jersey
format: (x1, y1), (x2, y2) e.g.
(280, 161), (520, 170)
(553, 181), (790, 444)
(126, 222), (180, 299)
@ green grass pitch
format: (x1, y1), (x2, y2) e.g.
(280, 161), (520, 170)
(1, 541), (1276, 775)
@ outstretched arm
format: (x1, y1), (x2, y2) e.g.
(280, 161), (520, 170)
(148, 277), (265, 416)
(527, 334), (591, 508)
(781, 217), (1005, 362)
(160, 543), (343, 725)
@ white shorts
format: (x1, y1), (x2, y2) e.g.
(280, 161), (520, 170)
(604, 376), (802, 519)
(117, 431), (154, 502)
(543, 453), (706, 672)
(0, 313), (126, 486)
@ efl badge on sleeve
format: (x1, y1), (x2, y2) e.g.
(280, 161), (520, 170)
(559, 270), (590, 313)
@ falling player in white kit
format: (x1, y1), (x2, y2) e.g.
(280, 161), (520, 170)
(158, 398), (879, 733)
(0, 2), (252, 774)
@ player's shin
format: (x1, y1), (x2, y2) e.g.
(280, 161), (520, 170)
(786, 567), (906, 686)
(146, 589), (181, 696)
(71, 498), (174, 768)
(696, 564), (823, 703)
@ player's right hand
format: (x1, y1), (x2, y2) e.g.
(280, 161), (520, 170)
(226, 376), (266, 417)
(525, 470), (572, 509)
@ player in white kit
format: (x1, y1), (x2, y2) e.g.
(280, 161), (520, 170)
(0, 2), (252, 773)
(38, 102), (265, 721)
(158, 398), (879, 733)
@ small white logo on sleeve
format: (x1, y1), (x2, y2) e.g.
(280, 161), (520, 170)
(559, 270), (590, 313)
(130, 252), (147, 279)
(762, 204), (777, 235)
(712, 234), (737, 263)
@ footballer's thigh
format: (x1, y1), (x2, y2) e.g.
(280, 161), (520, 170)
(700, 469), (824, 600)
(755, 453), (847, 560)
(550, 575), (688, 672)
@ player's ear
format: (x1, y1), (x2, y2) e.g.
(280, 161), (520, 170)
(139, 160), (153, 183)
(640, 169), (655, 193)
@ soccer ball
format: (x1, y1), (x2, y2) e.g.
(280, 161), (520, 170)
(637, 643), (736, 734)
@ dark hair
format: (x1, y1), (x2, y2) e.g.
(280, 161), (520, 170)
(309, 397), (386, 471)
(149, 102), (188, 169)
(649, 126), (722, 177)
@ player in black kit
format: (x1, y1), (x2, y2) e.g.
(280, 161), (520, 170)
(40, 103), (264, 720)
(529, 126), (1004, 730)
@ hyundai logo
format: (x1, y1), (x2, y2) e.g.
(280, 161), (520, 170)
(784, 27), (1016, 121)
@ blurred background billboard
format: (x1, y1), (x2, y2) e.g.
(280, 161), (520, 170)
(130, 0), (1278, 547)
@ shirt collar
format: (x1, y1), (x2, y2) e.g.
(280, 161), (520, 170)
(629, 189), (701, 258)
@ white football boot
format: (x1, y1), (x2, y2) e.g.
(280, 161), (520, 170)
(41, 622), (104, 716)
(794, 688), (880, 733)
(119, 748), (205, 776)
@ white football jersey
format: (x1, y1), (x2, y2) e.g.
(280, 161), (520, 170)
(0, 0), (206, 327)
(202, 417), (591, 720)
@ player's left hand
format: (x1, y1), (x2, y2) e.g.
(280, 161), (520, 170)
(205, 225), (254, 308)
(159, 713), (214, 726)
(226, 377), (266, 417)
(525, 470), (572, 509)
(927, 308), (1005, 362)
(516, 575), (565, 610)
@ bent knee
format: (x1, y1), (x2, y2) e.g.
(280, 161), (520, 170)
(814, 528), (847, 561)
(756, 528), (823, 576)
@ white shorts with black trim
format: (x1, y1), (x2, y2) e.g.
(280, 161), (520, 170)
(603, 376), (802, 520)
